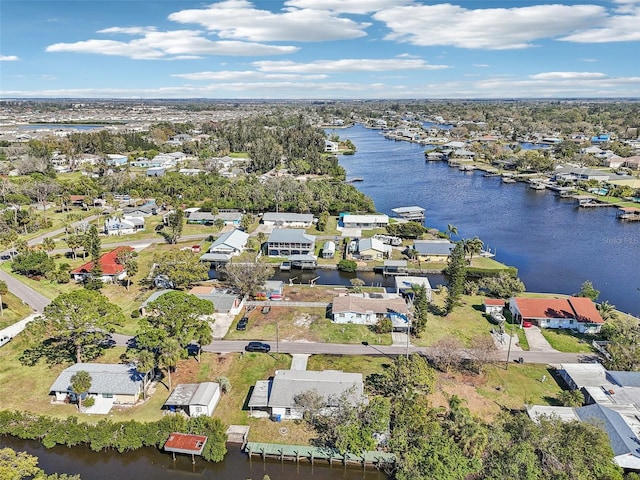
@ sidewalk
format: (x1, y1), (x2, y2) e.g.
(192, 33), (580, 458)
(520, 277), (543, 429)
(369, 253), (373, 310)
(0, 313), (39, 339)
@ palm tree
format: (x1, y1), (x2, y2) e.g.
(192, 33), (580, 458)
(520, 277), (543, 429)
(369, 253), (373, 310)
(0, 280), (8, 317)
(159, 338), (181, 391)
(558, 389), (584, 407)
(466, 237), (484, 263)
(42, 237), (56, 254)
(597, 301), (618, 322)
(70, 370), (92, 409)
(447, 224), (458, 238)
(195, 322), (213, 363)
(136, 350), (156, 400)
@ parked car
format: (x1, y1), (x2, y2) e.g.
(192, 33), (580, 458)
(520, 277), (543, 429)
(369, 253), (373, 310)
(522, 321), (533, 328)
(245, 341), (271, 353)
(236, 317), (249, 331)
(0, 335), (12, 348)
(261, 306), (271, 314)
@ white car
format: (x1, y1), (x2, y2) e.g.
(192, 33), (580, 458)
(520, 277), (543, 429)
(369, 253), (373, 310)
(0, 335), (11, 347)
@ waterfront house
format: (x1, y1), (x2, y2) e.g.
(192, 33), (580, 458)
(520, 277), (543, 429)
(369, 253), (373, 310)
(331, 294), (410, 329)
(261, 212), (314, 228)
(105, 154), (128, 166)
(200, 228), (249, 262)
(395, 276), (432, 302)
(50, 363), (149, 413)
(70, 246), (134, 283)
(341, 214), (389, 230)
(103, 215), (145, 236)
(325, 140), (339, 153)
(508, 297), (604, 333)
(383, 259), (407, 276)
(188, 286), (243, 314)
(411, 240), (455, 262)
(591, 134), (611, 144)
(163, 382), (221, 417)
(147, 166), (166, 177)
(357, 237), (391, 260)
(247, 370), (365, 420)
(266, 229), (316, 257)
(185, 210), (242, 226)
(322, 241), (336, 258)
(123, 204), (157, 217)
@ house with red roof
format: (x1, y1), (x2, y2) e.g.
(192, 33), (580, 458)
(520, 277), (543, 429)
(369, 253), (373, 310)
(508, 296), (604, 334)
(70, 246), (134, 283)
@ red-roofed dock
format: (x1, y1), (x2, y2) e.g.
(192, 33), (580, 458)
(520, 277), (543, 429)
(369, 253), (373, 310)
(164, 432), (207, 463)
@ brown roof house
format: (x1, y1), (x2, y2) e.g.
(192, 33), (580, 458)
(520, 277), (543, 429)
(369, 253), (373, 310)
(508, 296), (604, 333)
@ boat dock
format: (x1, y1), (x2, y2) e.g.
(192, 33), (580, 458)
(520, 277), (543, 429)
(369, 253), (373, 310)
(617, 207), (640, 221)
(391, 205), (425, 223)
(245, 442), (395, 469)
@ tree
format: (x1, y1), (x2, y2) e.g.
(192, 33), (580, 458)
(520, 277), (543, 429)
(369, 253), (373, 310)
(83, 225), (102, 290)
(41, 237), (56, 254)
(431, 336), (464, 372)
(136, 290), (213, 359)
(349, 277), (365, 293)
(577, 280), (600, 301)
(21, 290), (125, 365)
(223, 260), (275, 297)
(463, 236), (483, 263)
(411, 284), (429, 336)
(195, 320), (213, 363)
(159, 338), (181, 391)
(65, 234), (84, 260)
(135, 349), (155, 400)
(152, 249), (209, 289)
(0, 280), (7, 318)
(597, 300), (618, 322)
(70, 370), (92, 409)
(558, 389), (584, 407)
(0, 229), (18, 259)
(164, 209), (184, 244)
(338, 259), (357, 272)
(116, 248), (138, 290)
(0, 448), (81, 480)
(11, 251), (56, 277)
(444, 242), (466, 313)
(447, 223), (458, 238)
(469, 334), (498, 374)
(479, 272), (526, 298)
(215, 376), (231, 394)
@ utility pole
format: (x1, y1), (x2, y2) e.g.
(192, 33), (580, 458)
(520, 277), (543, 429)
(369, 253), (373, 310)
(276, 321), (279, 354)
(505, 322), (513, 370)
(406, 315), (411, 358)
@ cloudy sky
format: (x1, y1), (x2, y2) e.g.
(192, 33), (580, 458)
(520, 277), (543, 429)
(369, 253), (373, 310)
(1, 0), (639, 99)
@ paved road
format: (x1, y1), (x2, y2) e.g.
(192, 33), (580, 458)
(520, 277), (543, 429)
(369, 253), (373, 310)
(0, 268), (51, 313)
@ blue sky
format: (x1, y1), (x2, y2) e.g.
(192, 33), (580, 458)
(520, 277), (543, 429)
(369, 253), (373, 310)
(1, 0), (639, 99)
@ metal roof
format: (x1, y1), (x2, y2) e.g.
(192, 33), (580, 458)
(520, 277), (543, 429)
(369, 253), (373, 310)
(412, 240), (454, 256)
(267, 228), (315, 244)
(576, 404), (640, 458)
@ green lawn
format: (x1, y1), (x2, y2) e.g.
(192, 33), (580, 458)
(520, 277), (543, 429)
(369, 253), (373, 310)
(540, 329), (596, 353)
(0, 292), (35, 329)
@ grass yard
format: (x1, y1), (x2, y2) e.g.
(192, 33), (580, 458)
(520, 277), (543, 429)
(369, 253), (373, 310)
(0, 292), (35, 330)
(540, 329), (596, 353)
(307, 355), (392, 377)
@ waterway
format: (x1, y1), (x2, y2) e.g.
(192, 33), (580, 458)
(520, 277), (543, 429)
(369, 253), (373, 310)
(0, 437), (388, 480)
(332, 124), (639, 317)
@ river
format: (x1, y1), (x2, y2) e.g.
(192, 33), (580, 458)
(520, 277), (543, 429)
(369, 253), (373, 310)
(333, 124), (639, 317)
(0, 437), (388, 480)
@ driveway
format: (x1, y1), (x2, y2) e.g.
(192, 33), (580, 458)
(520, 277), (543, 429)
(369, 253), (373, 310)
(211, 313), (235, 339)
(524, 325), (557, 352)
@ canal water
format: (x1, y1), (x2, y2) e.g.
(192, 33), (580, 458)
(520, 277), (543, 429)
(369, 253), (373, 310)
(0, 437), (388, 480)
(333, 124), (639, 317)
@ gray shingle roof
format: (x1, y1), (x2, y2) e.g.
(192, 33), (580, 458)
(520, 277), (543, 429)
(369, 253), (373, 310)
(50, 363), (144, 396)
(267, 370), (364, 408)
(262, 212), (313, 223)
(576, 404), (640, 458)
(607, 371), (640, 388)
(412, 240), (454, 256)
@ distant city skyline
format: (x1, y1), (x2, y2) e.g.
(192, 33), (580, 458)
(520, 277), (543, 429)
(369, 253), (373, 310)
(1, 0), (639, 99)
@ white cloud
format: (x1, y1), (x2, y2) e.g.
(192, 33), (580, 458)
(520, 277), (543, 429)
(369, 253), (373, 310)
(0, 55), (20, 61)
(560, 4), (640, 43)
(473, 64), (490, 68)
(284, 0), (409, 14)
(98, 26), (157, 35)
(46, 30), (298, 59)
(168, 0), (370, 42)
(173, 70), (327, 81)
(373, 3), (606, 49)
(253, 58), (449, 73)
(530, 72), (608, 80)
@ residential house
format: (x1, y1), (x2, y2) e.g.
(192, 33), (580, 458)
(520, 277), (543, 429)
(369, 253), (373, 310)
(187, 210), (242, 226)
(331, 294), (410, 329)
(322, 241), (336, 259)
(247, 370), (365, 420)
(528, 364), (640, 471)
(163, 382), (221, 417)
(147, 166), (166, 177)
(123, 204), (157, 216)
(508, 296), (604, 333)
(178, 168), (202, 176)
(325, 140), (339, 153)
(412, 240), (455, 262)
(483, 298), (505, 315)
(357, 237), (390, 260)
(70, 246), (134, 283)
(49, 363), (149, 413)
(103, 215), (145, 236)
(553, 166), (613, 183)
(266, 229), (316, 257)
(341, 214), (389, 229)
(200, 229), (249, 263)
(591, 133), (611, 144)
(105, 154), (128, 166)
(188, 286), (244, 314)
(394, 276), (432, 302)
(262, 212), (314, 228)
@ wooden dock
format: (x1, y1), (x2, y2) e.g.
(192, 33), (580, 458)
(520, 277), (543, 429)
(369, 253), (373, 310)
(245, 442), (395, 469)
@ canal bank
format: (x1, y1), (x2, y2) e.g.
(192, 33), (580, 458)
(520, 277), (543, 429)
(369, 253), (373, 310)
(332, 124), (640, 317)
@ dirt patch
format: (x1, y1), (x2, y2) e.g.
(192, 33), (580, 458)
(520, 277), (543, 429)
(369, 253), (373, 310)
(283, 286), (340, 302)
(294, 313), (314, 327)
(432, 371), (500, 420)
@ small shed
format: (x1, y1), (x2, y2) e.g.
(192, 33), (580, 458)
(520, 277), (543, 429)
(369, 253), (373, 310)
(163, 382), (221, 417)
(484, 298), (505, 314)
(164, 433), (207, 463)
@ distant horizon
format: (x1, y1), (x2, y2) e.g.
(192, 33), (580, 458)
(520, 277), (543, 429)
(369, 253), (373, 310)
(2, 1), (640, 99)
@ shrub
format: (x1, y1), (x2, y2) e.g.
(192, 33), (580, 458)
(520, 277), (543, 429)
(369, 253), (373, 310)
(338, 259), (357, 272)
